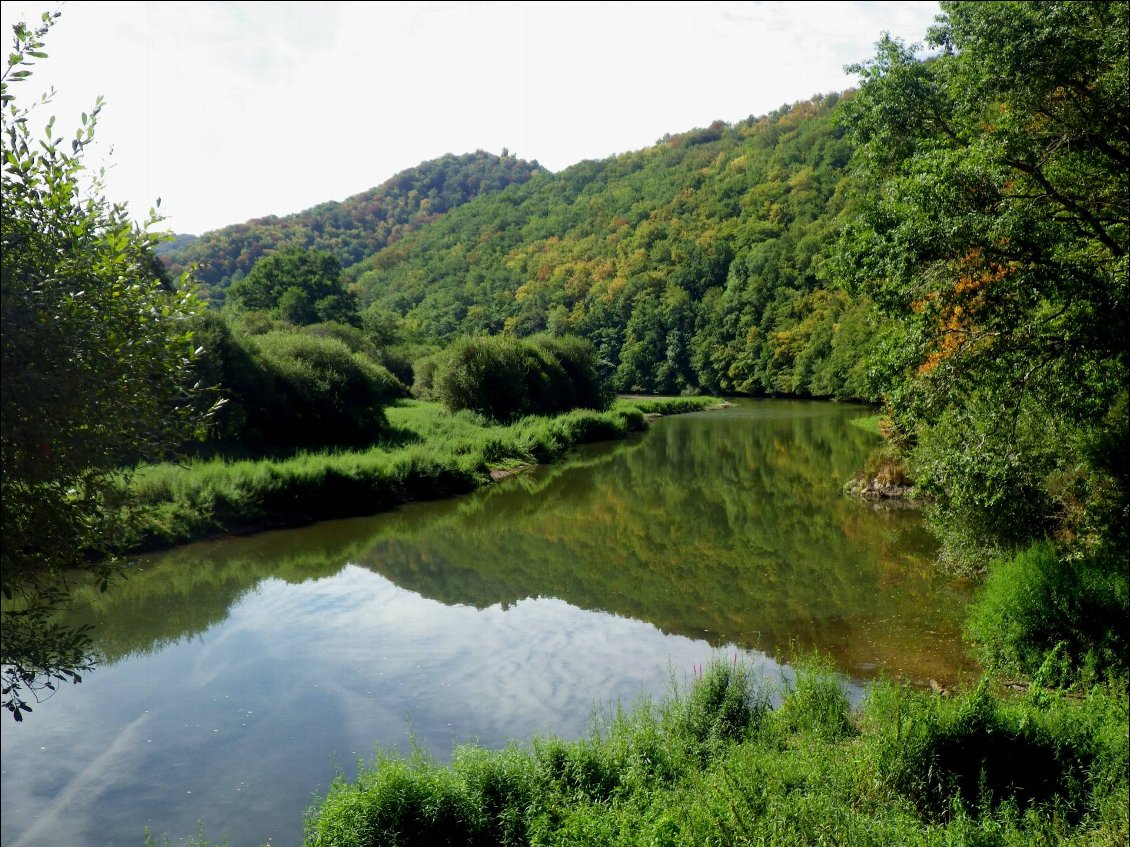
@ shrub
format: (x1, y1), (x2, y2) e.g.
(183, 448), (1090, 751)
(529, 333), (610, 412)
(247, 332), (400, 447)
(671, 659), (769, 751)
(193, 318), (402, 449)
(412, 349), (452, 401)
(966, 541), (1129, 681)
(433, 336), (552, 421)
(879, 682), (1095, 823)
(777, 660), (854, 741)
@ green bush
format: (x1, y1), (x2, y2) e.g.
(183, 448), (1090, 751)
(777, 660), (854, 741)
(434, 335), (608, 422)
(528, 333), (610, 412)
(966, 541), (1129, 681)
(672, 659), (769, 751)
(912, 396), (1060, 565)
(411, 349), (452, 401)
(193, 317), (402, 449)
(878, 681), (1096, 823)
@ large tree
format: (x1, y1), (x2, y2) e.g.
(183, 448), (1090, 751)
(1, 13), (207, 717)
(838, 2), (1127, 674)
(226, 246), (358, 325)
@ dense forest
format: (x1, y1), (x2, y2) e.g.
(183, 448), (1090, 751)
(347, 99), (867, 398)
(174, 97), (874, 399)
(159, 151), (545, 299)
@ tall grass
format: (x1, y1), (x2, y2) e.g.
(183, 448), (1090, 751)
(123, 398), (716, 551)
(303, 659), (1129, 846)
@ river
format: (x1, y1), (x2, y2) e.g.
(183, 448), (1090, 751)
(0, 400), (975, 847)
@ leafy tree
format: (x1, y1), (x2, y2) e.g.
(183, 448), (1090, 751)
(226, 247), (358, 326)
(839, 1), (1127, 560)
(1, 14), (207, 717)
(839, 1), (1127, 674)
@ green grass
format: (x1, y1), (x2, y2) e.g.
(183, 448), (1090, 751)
(123, 397), (717, 552)
(303, 660), (1129, 847)
(847, 413), (884, 435)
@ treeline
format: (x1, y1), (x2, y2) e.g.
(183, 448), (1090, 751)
(159, 151), (544, 300)
(348, 96), (879, 399)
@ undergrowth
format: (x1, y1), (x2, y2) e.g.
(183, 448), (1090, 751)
(303, 659), (1128, 846)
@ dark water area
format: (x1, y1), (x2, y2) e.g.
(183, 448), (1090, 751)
(0, 400), (976, 847)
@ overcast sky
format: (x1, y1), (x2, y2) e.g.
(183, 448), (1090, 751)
(1, 1), (941, 235)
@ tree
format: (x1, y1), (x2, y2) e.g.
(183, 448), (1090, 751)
(838, 1), (1127, 673)
(226, 246), (359, 325)
(1, 13), (207, 718)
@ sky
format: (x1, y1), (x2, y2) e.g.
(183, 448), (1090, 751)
(1, 1), (941, 236)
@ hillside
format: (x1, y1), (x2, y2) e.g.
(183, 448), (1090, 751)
(350, 94), (880, 398)
(160, 151), (545, 299)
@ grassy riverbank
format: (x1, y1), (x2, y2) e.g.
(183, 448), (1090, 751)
(124, 397), (716, 552)
(302, 660), (1128, 847)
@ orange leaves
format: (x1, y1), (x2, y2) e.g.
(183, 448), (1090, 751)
(916, 249), (1013, 375)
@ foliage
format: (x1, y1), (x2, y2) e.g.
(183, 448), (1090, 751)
(304, 661), (1129, 846)
(838, 1), (1128, 562)
(160, 151), (544, 298)
(837, 0), (1128, 684)
(349, 94), (883, 400)
(966, 542), (1129, 681)
(0, 13), (206, 718)
(433, 334), (609, 421)
(874, 679), (1107, 824)
(776, 656), (854, 741)
(226, 246), (357, 325)
(190, 316), (401, 450)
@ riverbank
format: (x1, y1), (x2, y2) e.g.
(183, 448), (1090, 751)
(303, 659), (1128, 847)
(123, 396), (718, 553)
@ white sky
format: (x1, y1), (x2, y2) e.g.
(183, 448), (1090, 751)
(1, 1), (941, 235)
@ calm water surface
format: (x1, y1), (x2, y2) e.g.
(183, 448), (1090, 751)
(0, 400), (975, 847)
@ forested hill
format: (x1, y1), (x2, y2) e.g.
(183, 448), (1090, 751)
(160, 151), (545, 298)
(350, 94), (876, 398)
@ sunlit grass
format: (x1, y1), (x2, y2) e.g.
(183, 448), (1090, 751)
(304, 659), (1129, 846)
(124, 397), (716, 551)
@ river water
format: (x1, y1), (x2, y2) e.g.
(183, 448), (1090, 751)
(0, 400), (975, 847)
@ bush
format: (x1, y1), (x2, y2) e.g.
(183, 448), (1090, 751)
(777, 660), (854, 741)
(879, 682), (1096, 823)
(247, 332), (400, 447)
(966, 541), (1129, 681)
(528, 333), (610, 412)
(671, 659), (769, 751)
(411, 349), (452, 401)
(193, 317), (402, 449)
(433, 334), (610, 421)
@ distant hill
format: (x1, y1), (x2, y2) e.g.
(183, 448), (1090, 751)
(160, 151), (544, 299)
(153, 233), (198, 257)
(349, 94), (880, 398)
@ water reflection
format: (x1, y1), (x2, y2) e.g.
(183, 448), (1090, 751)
(71, 400), (974, 685)
(2, 400), (976, 847)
